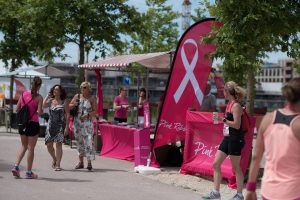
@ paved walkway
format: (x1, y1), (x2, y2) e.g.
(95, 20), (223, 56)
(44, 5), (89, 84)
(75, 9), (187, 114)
(0, 130), (200, 200)
(0, 128), (262, 200)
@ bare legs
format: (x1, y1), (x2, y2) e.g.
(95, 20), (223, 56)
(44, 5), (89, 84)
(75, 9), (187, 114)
(230, 155), (244, 193)
(212, 150), (243, 193)
(47, 142), (63, 169)
(213, 150), (228, 191)
(15, 134), (38, 171)
(15, 135), (28, 166)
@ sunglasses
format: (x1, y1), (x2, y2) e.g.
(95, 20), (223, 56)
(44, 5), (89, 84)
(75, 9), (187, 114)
(82, 86), (88, 89)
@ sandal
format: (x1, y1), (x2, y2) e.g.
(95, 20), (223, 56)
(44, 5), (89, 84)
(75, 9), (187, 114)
(87, 162), (92, 171)
(55, 167), (62, 171)
(75, 162), (84, 169)
(52, 160), (56, 169)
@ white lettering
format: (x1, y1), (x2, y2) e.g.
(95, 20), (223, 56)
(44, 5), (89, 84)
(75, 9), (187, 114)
(194, 142), (216, 157)
(174, 123), (186, 132)
(159, 120), (172, 129)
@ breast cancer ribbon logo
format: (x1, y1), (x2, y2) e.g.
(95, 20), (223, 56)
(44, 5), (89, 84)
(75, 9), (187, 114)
(174, 39), (204, 105)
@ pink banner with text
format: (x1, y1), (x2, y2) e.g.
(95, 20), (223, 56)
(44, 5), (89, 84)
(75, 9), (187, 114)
(180, 111), (255, 188)
(154, 19), (220, 149)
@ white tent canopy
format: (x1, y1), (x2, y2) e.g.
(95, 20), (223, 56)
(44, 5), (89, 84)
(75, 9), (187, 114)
(78, 51), (173, 72)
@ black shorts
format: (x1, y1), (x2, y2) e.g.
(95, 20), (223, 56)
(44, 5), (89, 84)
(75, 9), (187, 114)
(218, 137), (244, 156)
(18, 121), (40, 137)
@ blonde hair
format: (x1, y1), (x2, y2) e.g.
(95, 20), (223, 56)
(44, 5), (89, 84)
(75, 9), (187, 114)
(225, 81), (246, 102)
(80, 81), (91, 92)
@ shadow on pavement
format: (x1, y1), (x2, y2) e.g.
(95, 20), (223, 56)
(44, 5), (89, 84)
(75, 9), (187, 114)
(38, 177), (92, 182)
(62, 168), (128, 173)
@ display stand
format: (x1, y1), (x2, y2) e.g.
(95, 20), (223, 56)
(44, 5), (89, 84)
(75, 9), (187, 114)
(134, 102), (161, 174)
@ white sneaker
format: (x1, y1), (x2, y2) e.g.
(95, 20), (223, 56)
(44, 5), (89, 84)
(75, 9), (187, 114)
(202, 191), (221, 199)
(228, 193), (244, 200)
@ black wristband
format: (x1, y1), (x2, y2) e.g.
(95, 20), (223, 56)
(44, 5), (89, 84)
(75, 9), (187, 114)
(223, 118), (227, 123)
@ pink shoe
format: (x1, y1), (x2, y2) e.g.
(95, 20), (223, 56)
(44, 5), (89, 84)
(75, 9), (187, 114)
(11, 166), (20, 178)
(25, 171), (38, 179)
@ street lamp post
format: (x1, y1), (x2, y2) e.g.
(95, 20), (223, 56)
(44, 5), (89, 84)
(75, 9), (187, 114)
(182, 0), (191, 32)
(84, 43), (91, 82)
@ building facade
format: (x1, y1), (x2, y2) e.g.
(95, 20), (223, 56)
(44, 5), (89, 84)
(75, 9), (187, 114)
(255, 59), (299, 111)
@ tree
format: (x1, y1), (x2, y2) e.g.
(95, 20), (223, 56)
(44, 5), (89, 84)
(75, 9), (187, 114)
(117, 0), (179, 83)
(62, 0), (142, 84)
(191, 2), (209, 23)
(0, 0), (65, 110)
(202, 0), (300, 113)
(126, 0), (180, 54)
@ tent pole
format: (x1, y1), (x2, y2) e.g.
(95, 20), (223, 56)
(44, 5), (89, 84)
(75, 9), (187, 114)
(137, 73), (140, 124)
(146, 68), (149, 101)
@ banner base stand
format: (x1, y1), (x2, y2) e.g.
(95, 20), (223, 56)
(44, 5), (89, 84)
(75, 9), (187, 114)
(134, 165), (161, 175)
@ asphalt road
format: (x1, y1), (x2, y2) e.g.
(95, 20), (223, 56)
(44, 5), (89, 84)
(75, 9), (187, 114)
(0, 132), (200, 200)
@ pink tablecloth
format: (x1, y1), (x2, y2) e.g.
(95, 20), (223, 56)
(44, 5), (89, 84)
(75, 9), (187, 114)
(180, 111), (255, 188)
(99, 124), (136, 161)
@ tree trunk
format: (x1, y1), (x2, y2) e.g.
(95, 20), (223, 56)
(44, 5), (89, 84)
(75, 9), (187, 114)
(246, 67), (255, 115)
(9, 75), (14, 111)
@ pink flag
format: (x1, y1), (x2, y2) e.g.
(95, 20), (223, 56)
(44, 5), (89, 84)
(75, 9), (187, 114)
(153, 19), (220, 149)
(95, 70), (103, 116)
(14, 79), (26, 100)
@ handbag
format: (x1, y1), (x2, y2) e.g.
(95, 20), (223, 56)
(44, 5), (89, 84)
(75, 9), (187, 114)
(70, 93), (80, 117)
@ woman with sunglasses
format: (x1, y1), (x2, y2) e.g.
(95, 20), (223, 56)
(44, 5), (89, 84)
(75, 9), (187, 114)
(203, 81), (246, 200)
(113, 87), (129, 123)
(43, 84), (69, 171)
(69, 82), (97, 171)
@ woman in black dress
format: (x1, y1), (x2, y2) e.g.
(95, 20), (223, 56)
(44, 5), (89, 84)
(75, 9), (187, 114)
(43, 85), (69, 171)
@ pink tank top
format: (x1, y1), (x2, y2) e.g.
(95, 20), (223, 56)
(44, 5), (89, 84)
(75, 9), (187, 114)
(20, 90), (39, 122)
(262, 110), (300, 200)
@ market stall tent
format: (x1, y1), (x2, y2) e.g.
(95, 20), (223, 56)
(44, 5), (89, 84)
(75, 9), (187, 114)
(78, 51), (173, 116)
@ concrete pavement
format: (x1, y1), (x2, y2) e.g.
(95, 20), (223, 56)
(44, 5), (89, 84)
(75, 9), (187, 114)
(0, 130), (200, 200)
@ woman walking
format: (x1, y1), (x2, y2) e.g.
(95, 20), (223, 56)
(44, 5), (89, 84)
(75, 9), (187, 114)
(11, 76), (43, 179)
(246, 78), (300, 200)
(43, 84), (69, 171)
(69, 82), (97, 171)
(203, 81), (246, 200)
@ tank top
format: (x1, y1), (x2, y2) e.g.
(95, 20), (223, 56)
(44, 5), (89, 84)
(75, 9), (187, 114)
(20, 90), (39, 122)
(262, 110), (300, 200)
(224, 100), (243, 139)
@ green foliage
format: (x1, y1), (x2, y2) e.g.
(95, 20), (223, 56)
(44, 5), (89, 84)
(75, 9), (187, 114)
(191, 1), (210, 23)
(205, 0), (300, 79)
(198, 0), (300, 112)
(0, 0), (67, 70)
(124, 0), (180, 54)
(62, 0), (142, 61)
